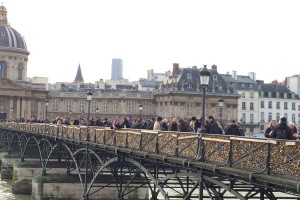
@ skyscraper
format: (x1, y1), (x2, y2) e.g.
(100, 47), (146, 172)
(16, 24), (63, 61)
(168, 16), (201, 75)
(111, 58), (123, 79)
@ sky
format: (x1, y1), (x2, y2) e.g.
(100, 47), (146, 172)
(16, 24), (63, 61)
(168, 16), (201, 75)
(3, 0), (300, 84)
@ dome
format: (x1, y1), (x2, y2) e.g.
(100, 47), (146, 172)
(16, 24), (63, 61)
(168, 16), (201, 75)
(0, 26), (27, 50)
(0, 5), (29, 54)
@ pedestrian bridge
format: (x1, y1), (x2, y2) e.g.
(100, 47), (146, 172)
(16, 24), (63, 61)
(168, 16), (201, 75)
(0, 122), (299, 199)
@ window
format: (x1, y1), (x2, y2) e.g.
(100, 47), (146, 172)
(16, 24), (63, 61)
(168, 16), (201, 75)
(143, 102), (150, 115)
(65, 100), (72, 112)
(213, 75), (218, 80)
(186, 102), (194, 116)
(292, 114), (296, 123)
(112, 101), (118, 114)
(250, 114), (254, 124)
(260, 112), (264, 122)
(268, 101), (272, 109)
(187, 83), (192, 89)
(268, 112), (272, 122)
(276, 113), (280, 122)
(292, 102), (296, 110)
(284, 113), (288, 120)
(250, 102), (254, 110)
(102, 101), (108, 114)
(79, 100), (85, 113)
(260, 101), (264, 108)
(250, 93), (254, 98)
(276, 101), (280, 109)
(241, 92), (245, 98)
(17, 63), (23, 80)
(127, 101), (135, 114)
(187, 73), (192, 79)
(52, 100), (58, 112)
(284, 102), (288, 110)
(91, 101), (97, 113)
(242, 113), (246, 123)
(298, 105), (300, 111)
(0, 62), (7, 78)
(242, 102), (246, 110)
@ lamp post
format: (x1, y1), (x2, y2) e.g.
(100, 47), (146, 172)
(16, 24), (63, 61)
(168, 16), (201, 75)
(83, 89), (93, 199)
(198, 65), (210, 162)
(69, 110), (72, 120)
(10, 107), (13, 121)
(45, 99), (49, 123)
(218, 97), (224, 127)
(138, 104), (143, 119)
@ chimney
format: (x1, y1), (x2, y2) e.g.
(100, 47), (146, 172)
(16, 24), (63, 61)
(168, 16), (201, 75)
(272, 80), (278, 85)
(248, 72), (256, 81)
(232, 70), (237, 80)
(211, 64), (217, 71)
(173, 63), (179, 76)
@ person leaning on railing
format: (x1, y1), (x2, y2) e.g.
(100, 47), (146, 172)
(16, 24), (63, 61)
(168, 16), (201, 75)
(288, 122), (300, 140)
(270, 117), (293, 140)
(264, 119), (277, 138)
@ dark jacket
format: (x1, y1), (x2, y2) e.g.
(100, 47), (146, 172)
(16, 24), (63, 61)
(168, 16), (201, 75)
(264, 127), (273, 138)
(271, 123), (293, 140)
(225, 123), (240, 135)
(209, 120), (221, 134)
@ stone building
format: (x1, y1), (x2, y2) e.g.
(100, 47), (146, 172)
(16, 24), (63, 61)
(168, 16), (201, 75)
(0, 5), (47, 121)
(0, 5), (240, 124)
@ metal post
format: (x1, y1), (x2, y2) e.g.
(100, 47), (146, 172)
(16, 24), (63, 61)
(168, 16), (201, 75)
(199, 87), (206, 161)
(83, 90), (92, 200)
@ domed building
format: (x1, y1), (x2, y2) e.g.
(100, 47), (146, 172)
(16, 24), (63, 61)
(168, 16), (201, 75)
(0, 5), (47, 121)
(0, 5), (29, 81)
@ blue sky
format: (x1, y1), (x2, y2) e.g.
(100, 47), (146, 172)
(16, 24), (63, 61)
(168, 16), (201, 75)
(4, 0), (300, 84)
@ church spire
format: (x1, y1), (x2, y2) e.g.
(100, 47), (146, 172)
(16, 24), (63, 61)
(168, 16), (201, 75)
(74, 64), (84, 83)
(0, 3), (8, 25)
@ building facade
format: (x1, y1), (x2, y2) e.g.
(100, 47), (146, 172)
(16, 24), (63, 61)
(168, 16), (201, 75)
(0, 5), (47, 121)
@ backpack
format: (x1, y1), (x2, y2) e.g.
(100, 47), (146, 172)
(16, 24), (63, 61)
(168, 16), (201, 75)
(276, 128), (287, 139)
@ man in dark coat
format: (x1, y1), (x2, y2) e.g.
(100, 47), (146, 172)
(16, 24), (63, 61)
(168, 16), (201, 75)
(271, 117), (292, 140)
(225, 120), (240, 135)
(207, 116), (221, 134)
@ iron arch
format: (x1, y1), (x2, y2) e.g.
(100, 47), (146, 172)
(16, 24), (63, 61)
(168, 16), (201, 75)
(87, 157), (170, 200)
(158, 172), (245, 200)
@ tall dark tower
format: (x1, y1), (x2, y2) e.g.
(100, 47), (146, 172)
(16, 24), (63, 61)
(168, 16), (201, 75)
(111, 58), (123, 79)
(74, 64), (84, 83)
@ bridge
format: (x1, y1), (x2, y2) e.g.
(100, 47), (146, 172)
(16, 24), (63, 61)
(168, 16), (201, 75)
(0, 122), (299, 199)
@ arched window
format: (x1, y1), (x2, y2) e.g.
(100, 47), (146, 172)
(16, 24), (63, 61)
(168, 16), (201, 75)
(276, 113), (280, 122)
(17, 63), (23, 80)
(260, 112), (264, 122)
(0, 61), (7, 78)
(292, 113), (295, 123)
(268, 112), (272, 123)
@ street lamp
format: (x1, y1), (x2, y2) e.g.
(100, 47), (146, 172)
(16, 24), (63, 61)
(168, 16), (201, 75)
(198, 65), (210, 161)
(45, 99), (49, 123)
(138, 104), (143, 119)
(69, 110), (72, 119)
(218, 97), (224, 127)
(199, 65), (210, 133)
(83, 89), (93, 199)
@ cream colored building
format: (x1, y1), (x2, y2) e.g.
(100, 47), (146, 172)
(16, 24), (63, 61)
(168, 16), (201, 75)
(0, 5), (48, 121)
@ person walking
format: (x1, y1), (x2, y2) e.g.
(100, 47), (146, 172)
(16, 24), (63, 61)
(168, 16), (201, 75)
(153, 116), (162, 130)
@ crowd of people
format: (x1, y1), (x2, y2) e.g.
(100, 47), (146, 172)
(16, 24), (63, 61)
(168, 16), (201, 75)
(5, 115), (299, 140)
(264, 117), (300, 140)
